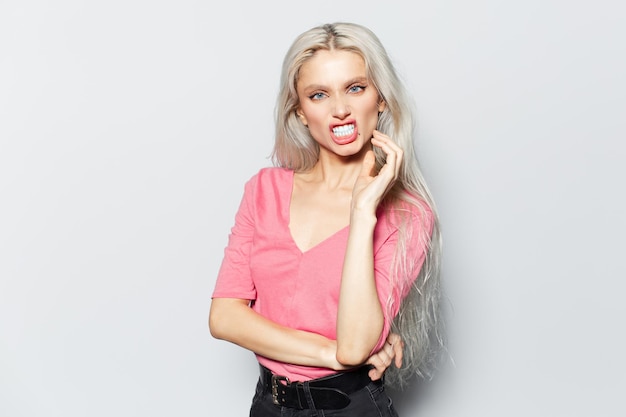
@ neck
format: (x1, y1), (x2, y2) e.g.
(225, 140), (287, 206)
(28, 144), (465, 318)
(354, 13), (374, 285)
(305, 146), (370, 190)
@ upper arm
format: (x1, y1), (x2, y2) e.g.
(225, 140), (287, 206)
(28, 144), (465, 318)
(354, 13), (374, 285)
(212, 177), (258, 300)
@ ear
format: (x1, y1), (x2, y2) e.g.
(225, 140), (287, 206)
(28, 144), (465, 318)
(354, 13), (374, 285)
(296, 109), (308, 126)
(378, 100), (386, 113)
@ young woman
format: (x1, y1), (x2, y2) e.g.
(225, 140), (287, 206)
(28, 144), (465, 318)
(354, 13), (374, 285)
(209, 22), (443, 416)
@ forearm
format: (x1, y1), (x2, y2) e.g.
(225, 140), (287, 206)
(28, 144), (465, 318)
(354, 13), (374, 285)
(209, 297), (346, 370)
(336, 210), (385, 365)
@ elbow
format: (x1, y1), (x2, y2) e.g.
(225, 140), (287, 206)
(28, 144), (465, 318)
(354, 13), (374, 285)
(208, 312), (220, 339)
(209, 297), (250, 341)
(335, 346), (371, 367)
(208, 302), (227, 340)
(335, 321), (384, 366)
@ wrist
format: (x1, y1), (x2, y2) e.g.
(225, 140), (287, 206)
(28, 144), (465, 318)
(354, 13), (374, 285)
(349, 207), (378, 226)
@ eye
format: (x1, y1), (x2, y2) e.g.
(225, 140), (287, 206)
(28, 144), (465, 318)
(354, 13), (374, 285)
(348, 85), (366, 94)
(309, 92), (327, 100)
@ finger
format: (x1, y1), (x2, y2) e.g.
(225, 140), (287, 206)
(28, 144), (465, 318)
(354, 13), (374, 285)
(371, 136), (403, 179)
(387, 333), (404, 368)
(367, 356), (386, 381)
(374, 349), (393, 370)
(372, 131), (403, 171)
(368, 367), (383, 381)
(367, 350), (392, 374)
(372, 130), (400, 152)
(372, 129), (392, 143)
(370, 142), (397, 183)
(393, 340), (404, 368)
(365, 357), (383, 380)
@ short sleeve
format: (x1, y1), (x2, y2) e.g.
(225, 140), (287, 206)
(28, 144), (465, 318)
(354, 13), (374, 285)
(211, 176), (258, 300)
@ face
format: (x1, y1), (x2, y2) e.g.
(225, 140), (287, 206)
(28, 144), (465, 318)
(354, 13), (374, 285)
(295, 49), (385, 159)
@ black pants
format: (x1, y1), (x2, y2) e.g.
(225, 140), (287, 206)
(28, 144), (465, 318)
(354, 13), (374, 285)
(249, 368), (400, 417)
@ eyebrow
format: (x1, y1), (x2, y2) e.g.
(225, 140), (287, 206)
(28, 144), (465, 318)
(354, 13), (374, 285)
(300, 77), (370, 93)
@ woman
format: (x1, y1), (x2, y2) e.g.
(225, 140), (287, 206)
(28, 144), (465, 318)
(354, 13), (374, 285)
(209, 22), (443, 416)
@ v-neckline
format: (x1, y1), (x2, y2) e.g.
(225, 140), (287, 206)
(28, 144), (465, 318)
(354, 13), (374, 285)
(285, 170), (350, 254)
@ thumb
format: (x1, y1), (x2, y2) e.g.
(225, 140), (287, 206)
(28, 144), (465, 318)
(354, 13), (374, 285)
(360, 150), (376, 177)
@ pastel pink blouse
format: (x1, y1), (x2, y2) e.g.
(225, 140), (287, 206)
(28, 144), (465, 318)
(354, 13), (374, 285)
(212, 167), (432, 381)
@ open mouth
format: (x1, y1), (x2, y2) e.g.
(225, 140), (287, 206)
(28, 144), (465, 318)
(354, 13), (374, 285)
(332, 124), (355, 137)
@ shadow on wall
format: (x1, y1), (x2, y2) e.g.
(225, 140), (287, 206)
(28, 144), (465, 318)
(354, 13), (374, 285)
(387, 294), (456, 414)
(387, 358), (453, 415)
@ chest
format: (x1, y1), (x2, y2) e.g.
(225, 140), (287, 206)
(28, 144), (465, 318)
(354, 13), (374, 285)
(289, 185), (352, 253)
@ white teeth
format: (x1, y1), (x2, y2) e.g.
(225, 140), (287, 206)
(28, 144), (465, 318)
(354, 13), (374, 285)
(332, 124), (355, 137)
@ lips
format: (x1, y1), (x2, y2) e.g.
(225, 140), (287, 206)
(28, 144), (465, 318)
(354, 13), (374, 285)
(330, 122), (358, 145)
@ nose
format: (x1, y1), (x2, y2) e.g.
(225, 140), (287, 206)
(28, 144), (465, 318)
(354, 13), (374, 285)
(332, 96), (351, 119)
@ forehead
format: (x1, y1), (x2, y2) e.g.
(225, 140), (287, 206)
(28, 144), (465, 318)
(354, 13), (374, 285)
(297, 50), (367, 87)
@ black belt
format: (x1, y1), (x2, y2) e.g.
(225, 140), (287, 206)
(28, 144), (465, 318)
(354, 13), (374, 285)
(259, 364), (377, 410)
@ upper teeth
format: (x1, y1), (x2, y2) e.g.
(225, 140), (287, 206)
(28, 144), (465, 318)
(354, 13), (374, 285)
(333, 124), (355, 137)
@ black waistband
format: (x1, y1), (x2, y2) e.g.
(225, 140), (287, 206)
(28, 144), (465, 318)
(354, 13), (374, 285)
(259, 364), (377, 410)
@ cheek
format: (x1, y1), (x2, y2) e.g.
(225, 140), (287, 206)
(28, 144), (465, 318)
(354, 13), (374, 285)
(365, 102), (382, 120)
(302, 108), (325, 126)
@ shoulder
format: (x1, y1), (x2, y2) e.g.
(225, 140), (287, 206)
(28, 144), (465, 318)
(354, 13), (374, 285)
(405, 195), (434, 233)
(380, 193), (434, 236)
(241, 167), (294, 202)
(256, 166), (294, 181)
(246, 167), (294, 187)
(376, 193), (437, 252)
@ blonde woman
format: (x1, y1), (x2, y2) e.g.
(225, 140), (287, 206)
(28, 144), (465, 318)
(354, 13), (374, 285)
(209, 22), (443, 416)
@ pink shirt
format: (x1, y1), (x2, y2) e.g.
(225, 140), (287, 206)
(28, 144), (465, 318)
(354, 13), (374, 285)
(212, 167), (432, 381)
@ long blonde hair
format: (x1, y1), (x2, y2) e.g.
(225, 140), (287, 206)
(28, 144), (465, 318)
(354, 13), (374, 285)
(271, 22), (445, 388)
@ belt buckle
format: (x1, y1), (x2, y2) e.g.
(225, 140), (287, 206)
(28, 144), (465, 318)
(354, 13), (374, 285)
(271, 374), (290, 405)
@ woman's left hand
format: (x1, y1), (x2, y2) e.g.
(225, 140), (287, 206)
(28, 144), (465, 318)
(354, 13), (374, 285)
(365, 332), (404, 380)
(352, 130), (403, 213)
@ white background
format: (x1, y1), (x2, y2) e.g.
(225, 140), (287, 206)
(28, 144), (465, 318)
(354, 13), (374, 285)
(1, 1), (625, 416)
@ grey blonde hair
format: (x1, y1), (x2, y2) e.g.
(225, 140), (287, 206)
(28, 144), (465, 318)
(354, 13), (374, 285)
(271, 22), (445, 388)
